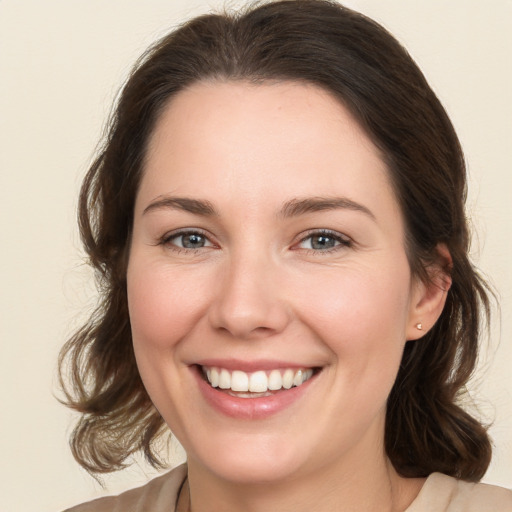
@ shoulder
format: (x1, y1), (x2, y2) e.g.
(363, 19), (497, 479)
(407, 472), (512, 512)
(62, 464), (188, 512)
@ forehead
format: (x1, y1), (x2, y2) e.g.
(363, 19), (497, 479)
(138, 80), (397, 219)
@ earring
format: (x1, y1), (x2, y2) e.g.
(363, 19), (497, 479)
(415, 323), (423, 330)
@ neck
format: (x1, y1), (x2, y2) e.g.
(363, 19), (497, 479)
(185, 446), (424, 512)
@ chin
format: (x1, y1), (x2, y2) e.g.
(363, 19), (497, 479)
(187, 434), (310, 485)
(206, 458), (304, 485)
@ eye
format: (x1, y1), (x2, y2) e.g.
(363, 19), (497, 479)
(162, 230), (214, 250)
(297, 230), (351, 252)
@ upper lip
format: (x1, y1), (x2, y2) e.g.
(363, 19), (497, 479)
(194, 359), (318, 372)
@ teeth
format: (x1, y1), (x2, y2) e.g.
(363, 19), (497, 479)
(209, 368), (219, 388)
(249, 371), (268, 392)
(231, 370), (249, 392)
(219, 369), (231, 389)
(268, 369), (283, 390)
(202, 366), (314, 394)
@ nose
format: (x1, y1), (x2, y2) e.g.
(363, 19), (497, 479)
(208, 250), (291, 340)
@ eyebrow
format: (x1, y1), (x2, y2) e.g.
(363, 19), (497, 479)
(143, 196), (218, 216)
(279, 196), (375, 220)
(142, 195), (375, 220)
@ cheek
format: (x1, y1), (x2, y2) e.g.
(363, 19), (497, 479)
(126, 260), (214, 421)
(127, 261), (212, 351)
(293, 261), (412, 373)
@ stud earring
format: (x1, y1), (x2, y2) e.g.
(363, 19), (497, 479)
(415, 323), (423, 330)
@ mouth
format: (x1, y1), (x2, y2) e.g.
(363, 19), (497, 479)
(200, 365), (317, 398)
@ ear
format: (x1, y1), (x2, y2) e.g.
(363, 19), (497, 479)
(407, 244), (452, 340)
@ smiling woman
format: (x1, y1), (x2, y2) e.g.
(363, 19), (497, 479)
(129, 82), (424, 481)
(58, 1), (512, 511)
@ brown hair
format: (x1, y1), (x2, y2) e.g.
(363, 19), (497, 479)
(59, 0), (492, 479)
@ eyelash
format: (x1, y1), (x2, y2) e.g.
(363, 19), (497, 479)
(295, 229), (352, 255)
(159, 229), (214, 254)
(159, 228), (352, 255)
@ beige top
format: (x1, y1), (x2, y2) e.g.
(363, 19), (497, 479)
(63, 464), (512, 512)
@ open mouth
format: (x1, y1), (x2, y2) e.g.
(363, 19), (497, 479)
(200, 365), (318, 398)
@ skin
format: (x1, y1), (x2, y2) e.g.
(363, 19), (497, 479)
(127, 81), (449, 512)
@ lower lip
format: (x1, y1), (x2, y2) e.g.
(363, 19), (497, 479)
(192, 366), (318, 420)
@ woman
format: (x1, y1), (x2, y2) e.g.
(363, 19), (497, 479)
(60, 1), (512, 510)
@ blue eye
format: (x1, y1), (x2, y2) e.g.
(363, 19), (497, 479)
(298, 230), (351, 251)
(163, 231), (213, 250)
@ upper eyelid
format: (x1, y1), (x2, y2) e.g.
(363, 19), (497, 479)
(296, 228), (351, 243)
(162, 227), (210, 240)
(285, 230), (352, 256)
(158, 227), (351, 248)
(160, 228), (216, 248)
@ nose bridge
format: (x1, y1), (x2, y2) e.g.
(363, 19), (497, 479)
(209, 241), (290, 339)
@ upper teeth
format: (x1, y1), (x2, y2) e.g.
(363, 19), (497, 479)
(203, 367), (314, 393)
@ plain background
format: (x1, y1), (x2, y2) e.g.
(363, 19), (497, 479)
(1, 1), (510, 511)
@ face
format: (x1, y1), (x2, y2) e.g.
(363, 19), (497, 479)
(127, 81), (426, 485)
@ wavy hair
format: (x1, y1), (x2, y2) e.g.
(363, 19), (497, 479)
(59, 0), (492, 479)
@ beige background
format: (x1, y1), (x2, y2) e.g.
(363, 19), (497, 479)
(0, 1), (510, 511)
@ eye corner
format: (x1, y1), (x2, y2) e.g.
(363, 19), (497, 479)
(159, 228), (218, 253)
(292, 229), (353, 254)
